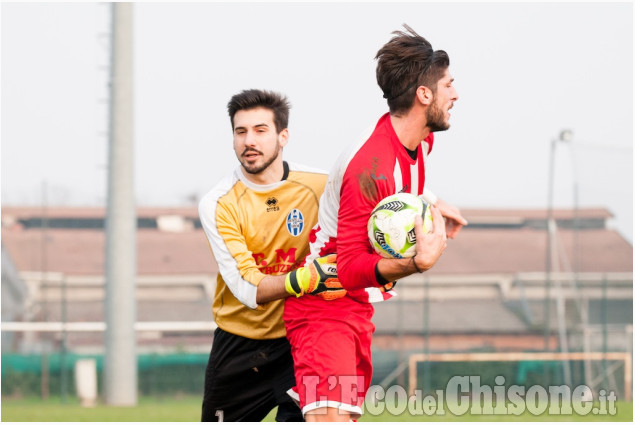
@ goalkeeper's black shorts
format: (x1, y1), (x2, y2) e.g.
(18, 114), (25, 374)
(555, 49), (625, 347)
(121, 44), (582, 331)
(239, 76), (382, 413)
(201, 327), (304, 422)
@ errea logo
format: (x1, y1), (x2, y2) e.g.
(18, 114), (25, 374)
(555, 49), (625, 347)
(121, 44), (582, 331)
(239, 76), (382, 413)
(266, 197), (280, 212)
(286, 209), (304, 236)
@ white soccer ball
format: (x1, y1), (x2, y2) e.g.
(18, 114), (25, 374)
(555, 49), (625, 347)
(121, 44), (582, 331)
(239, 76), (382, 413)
(367, 192), (433, 259)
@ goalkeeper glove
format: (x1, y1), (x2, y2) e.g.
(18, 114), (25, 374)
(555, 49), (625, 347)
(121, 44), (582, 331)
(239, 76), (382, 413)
(285, 254), (346, 301)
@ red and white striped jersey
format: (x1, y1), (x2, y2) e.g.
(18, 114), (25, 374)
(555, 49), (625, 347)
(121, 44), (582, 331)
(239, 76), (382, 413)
(305, 112), (434, 303)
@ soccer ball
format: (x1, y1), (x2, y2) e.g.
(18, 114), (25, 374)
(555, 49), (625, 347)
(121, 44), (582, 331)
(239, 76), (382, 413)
(367, 192), (433, 259)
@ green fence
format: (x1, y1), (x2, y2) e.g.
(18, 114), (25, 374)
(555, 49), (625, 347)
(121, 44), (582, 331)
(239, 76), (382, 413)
(1, 352), (208, 398)
(2, 350), (626, 399)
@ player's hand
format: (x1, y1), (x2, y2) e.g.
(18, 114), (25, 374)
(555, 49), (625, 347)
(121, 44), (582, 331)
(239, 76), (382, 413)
(285, 254), (346, 300)
(435, 199), (468, 239)
(412, 206), (447, 272)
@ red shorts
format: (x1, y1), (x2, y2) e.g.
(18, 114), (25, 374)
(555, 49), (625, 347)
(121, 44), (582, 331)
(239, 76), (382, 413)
(284, 295), (375, 416)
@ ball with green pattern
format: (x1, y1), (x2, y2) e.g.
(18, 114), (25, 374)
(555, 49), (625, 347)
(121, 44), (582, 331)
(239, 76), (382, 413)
(367, 192), (433, 259)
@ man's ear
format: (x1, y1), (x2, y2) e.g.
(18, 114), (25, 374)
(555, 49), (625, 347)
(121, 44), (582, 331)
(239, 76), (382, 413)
(416, 86), (433, 106)
(278, 128), (289, 147)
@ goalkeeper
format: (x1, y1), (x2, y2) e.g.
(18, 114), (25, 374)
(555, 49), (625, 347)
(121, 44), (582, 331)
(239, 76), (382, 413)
(198, 89), (344, 422)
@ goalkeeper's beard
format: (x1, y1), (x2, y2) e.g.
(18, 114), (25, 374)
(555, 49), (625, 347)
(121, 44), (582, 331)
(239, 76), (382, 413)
(240, 143), (282, 175)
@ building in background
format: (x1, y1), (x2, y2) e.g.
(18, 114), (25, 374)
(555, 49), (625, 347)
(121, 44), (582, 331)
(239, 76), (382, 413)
(1, 207), (216, 354)
(1, 205), (632, 396)
(374, 208), (633, 352)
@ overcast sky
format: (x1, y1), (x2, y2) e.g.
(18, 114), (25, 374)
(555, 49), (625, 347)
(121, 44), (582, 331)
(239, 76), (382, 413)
(1, 2), (633, 241)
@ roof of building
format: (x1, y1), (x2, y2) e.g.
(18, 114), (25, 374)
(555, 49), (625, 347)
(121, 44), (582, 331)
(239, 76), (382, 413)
(1, 206), (631, 276)
(1, 228), (217, 276)
(432, 227), (632, 274)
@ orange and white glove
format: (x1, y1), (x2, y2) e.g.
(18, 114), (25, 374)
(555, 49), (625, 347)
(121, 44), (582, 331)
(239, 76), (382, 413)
(285, 254), (346, 301)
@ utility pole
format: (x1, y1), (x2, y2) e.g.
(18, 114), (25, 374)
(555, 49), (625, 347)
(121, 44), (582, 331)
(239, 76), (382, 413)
(41, 181), (50, 401)
(544, 129), (575, 390)
(104, 2), (137, 406)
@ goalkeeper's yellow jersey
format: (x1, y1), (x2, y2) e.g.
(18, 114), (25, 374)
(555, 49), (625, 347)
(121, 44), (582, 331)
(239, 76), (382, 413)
(199, 162), (327, 340)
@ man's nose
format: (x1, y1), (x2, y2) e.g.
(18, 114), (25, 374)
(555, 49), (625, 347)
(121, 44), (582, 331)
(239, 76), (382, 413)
(244, 131), (257, 146)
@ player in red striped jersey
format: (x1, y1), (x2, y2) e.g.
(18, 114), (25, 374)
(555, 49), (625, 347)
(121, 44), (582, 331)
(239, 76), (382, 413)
(284, 25), (468, 421)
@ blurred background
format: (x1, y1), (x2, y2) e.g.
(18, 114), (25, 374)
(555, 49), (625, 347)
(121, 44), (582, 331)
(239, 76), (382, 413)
(1, 1), (632, 419)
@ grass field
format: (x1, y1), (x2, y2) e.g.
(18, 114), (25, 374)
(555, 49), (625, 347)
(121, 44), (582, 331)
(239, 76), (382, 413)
(2, 396), (632, 422)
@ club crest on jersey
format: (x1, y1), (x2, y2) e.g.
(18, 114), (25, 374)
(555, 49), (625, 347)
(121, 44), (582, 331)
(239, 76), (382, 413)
(286, 209), (304, 236)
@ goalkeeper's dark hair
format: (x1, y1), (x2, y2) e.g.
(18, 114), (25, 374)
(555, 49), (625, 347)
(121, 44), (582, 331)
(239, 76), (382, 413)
(375, 24), (450, 115)
(227, 89), (291, 133)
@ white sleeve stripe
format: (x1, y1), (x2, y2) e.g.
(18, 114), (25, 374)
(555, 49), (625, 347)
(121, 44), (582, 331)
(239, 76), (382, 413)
(305, 126), (374, 263)
(410, 162), (419, 195)
(392, 157), (403, 192)
(198, 171), (259, 309)
(421, 187), (438, 206)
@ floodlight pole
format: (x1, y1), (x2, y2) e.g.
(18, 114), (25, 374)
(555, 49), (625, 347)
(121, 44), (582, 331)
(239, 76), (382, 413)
(104, 2), (137, 406)
(544, 129), (574, 389)
(544, 137), (556, 353)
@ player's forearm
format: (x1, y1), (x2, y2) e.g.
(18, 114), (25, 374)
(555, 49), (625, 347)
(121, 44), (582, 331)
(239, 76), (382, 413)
(376, 256), (431, 282)
(255, 275), (291, 304)
(337, 249), (381, 290)
(336, 215), (383, 290)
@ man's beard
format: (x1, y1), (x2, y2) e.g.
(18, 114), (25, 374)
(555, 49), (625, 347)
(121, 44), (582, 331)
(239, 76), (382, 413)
(241, 143), (281, 175)
(426, 99), (450, 132)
